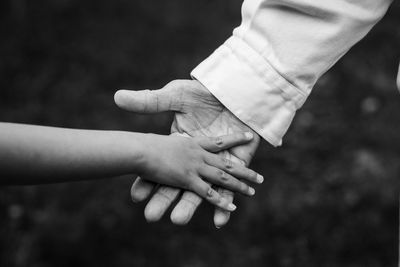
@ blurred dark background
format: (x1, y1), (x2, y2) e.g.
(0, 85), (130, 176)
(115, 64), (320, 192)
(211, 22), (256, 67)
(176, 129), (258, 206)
(0, 0), (399, 266)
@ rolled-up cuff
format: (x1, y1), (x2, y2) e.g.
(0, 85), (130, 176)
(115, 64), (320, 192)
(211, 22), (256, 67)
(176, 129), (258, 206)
(191, 36), (308, 147)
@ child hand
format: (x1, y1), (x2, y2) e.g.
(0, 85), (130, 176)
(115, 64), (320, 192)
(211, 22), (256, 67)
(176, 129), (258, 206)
(139, 132), (263, 212)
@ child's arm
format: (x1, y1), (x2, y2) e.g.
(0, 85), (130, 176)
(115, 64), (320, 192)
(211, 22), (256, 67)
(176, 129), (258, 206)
(0, 122), (148, 184)
(0, 122), (262, 211)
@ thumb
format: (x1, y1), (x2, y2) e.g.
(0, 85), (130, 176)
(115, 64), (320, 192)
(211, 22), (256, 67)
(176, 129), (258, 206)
(114, 84), (183, 114)
(229, 133), (260, 166)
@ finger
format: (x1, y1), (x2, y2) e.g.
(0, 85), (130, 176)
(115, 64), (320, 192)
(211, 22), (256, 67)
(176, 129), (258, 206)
(189, 179), (236, 212)
(229, 132), (261, 166)
(170, 191), (203, 225)
(196, 132), (253, 153)
(204, 154), (263, 184)
(217, 135), (260, 227)
(199, 165), (255, 196)
(114, 82), (183, 114)
(130, 176), (155, 202)
(214, 188), (235, 228)
(144, 186), (181, 222)
(213, 153), (243, 228)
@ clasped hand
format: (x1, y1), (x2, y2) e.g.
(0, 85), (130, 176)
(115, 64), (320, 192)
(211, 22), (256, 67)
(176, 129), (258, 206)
(114, 79), (261, 227)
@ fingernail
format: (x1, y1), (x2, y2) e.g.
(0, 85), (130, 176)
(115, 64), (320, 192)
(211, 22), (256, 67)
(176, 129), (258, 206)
(245, 132), (253, 140)
(248, 187), (255, 196)
(228, 203), (237, 211)
(257, 174), (264, 183)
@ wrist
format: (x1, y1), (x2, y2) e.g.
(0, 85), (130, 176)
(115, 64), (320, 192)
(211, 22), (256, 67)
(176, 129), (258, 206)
(128, 132), (155, 174)
(111, 131), (150, 175)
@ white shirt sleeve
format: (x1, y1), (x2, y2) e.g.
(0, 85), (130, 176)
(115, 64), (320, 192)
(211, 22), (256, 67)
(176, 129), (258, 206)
(191, 0), (393, 146)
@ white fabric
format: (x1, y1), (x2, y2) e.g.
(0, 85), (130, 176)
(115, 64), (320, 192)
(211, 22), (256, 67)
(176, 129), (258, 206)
(191, 0), (394, 146)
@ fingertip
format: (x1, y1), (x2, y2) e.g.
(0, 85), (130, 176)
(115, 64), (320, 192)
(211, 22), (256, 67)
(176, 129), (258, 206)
(131, 184), (151, 202)
(170, 209), (191, 225)
(248, 187), (256, 196)
(257, 174), (264, 184)
(114, 89), (128, 106)
(130, 178), (153, 202)
(170, 202), (195, 225)
(214, 210), (230, 228)
(144, 204), (164, 223)
(227, 202), (237, 211)
(216, 197), (237, 211)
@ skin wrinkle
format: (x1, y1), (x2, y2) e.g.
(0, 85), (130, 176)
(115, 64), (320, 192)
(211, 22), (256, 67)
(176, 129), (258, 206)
(175, 85), (229, 134)
(188, 112), (221, 136)
(206, 188), (214, 198)
(215, 136), (223, 146)
(218, 187), (233, 196)
(224, 158), (233, 169)
(189, 115), (211, 135)
(154, 188), (178, 202)
(192, 86), (222, 109)
(180, 192), (202, 206)
(177, 86), (185, 112)
(221, 174), (229, 182)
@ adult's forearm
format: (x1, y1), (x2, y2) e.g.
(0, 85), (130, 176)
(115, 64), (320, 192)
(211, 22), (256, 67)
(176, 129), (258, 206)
(192, 0), (393, 146)
(0, 123), (145, 185)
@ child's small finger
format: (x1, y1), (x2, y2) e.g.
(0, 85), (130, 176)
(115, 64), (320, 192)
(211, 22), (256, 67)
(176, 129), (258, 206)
(204, 154), (263, 184)
(190, 179), (237, 212)
(199, 165), (255, 196)
(196, 132), (254, 153)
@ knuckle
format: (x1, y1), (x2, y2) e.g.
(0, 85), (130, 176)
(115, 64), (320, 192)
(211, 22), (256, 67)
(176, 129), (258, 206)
(214, 137), (224, 147)
(223, 158), (233, 170)
(219, 170), (229, 182)
(250, 170), (258, 180)
(206, 187), (215, 198)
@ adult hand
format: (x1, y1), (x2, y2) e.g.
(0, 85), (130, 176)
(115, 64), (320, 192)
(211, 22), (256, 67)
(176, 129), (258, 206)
(114, 80), (260, 227)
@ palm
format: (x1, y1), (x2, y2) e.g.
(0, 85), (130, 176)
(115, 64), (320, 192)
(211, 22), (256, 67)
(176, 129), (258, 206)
(171, 80), (256, 143)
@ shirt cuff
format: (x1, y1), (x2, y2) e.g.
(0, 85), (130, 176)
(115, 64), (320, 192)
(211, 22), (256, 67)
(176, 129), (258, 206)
(191, 36), (308, 147)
